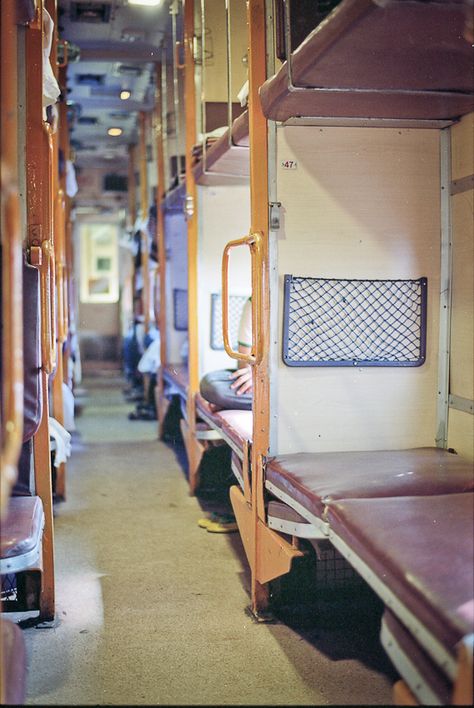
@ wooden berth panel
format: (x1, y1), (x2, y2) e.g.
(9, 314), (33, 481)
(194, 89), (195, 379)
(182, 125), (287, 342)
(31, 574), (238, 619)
(259, 0), (474, 122)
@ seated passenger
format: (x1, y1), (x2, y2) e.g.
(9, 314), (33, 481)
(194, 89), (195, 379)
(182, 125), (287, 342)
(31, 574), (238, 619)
(200, 297), (252, 411)
(128, 329), (161, 421)
(197, 298), (252, 533)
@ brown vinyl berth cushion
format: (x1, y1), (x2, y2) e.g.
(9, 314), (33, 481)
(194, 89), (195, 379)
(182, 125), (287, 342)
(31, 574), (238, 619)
(195, 392), (253, 449)
(162, 363), (188, 399)
(1, 619), (26, 706)
(0, 496), (44, 572)
(326, 493), (474, 676)
(259, 0), (474, 122)
(265, 448), (474, 519)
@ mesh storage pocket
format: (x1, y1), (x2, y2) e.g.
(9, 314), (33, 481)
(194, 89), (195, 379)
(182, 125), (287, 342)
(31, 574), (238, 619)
(283, 274), (427, 367)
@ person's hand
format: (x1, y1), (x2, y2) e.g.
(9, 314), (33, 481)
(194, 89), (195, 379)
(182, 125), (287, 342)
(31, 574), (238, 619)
(229, 365), (252, 395)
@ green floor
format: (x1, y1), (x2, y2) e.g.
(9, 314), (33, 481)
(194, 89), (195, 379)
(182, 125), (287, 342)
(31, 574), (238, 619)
(22, 376), (395, 705)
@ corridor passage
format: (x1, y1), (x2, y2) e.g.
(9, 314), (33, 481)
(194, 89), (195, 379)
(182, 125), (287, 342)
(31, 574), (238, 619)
(22, 376), (394, 705)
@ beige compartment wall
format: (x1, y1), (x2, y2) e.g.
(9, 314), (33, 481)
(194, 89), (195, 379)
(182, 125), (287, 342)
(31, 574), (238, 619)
(200, 0), (248, 103)
(273, 126), (441, 455)
(447, 113), (474, 460)
(197, 184), (251, 377)
(164, 210), (188, 364)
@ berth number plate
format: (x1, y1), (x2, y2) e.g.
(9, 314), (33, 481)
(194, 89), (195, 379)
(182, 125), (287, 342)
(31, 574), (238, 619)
(281, 160), (298, 170)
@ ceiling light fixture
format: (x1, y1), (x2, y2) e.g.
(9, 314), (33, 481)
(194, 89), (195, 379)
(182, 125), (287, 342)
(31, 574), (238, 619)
(128, 0), (162, 6)
(120, 90), (131, 100)
(108, 127), (123, 137)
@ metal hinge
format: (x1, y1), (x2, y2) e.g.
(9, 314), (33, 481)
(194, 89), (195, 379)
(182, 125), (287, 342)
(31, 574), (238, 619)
(184, 194), (194, 219)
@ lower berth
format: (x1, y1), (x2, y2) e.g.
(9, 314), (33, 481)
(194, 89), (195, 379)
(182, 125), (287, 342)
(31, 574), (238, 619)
(327, 493), (474, 704)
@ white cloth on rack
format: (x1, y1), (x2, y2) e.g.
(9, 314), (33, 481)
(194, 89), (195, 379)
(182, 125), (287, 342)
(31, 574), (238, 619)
(66, 160), (78, 197)
(62, 382), (76, 432)
(42, 9), (61, 109)
(237, 80), (249, 107)
(137, 335), (161, 375)
(49, 417), (72, 468)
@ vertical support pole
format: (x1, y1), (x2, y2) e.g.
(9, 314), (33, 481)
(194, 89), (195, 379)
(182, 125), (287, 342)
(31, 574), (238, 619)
(26, 1), (55, 621)
(436, 128), (453, 448)
(46, 0), (66, 500)
(248, 0), (271, 614)
(155, 68), (169, 438)
(139, 112), (150, 334)
(58, 65), (72, 386)
(184, 0), (200, 487)
(128, 144), (137, 228)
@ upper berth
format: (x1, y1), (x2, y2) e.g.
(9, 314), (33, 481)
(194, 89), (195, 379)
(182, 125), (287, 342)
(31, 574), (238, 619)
(260, 0), (474, 124)
(193, 110), (249, 185)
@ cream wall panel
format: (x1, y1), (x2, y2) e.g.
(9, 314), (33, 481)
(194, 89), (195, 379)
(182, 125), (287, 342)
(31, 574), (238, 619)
(197, 184), (251, 377)
(274, 126), (441, 454)
(451, 112), (474, 181)
(202, 0), (248, 103)
(447, 409), (474, 461)
(450, 189), (474, 399)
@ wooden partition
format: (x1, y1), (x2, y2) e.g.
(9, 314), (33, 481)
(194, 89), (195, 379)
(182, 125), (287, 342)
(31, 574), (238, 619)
(447, 112), (474, 460)
(271, 125), (441, 455)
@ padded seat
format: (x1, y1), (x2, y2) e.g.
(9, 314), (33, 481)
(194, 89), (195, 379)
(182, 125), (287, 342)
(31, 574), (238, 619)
(217, 409), (253, 448)
(0, 496), (45, 573)
(381, 609), (452, 706)
(195, 392), (252, 456)
(0, 618), (26, 705)
(266, 448), (474, 519)
(326, 492), (474, 679)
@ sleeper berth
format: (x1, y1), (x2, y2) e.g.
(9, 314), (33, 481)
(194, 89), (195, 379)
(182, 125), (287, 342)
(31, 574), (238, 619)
(265, 448), (474, 527)
(193, 110), (249, 184)
(0, 258), (48, 611)
(194, 392), (252, 461)
(326, 493), (474, 701)
(259, 0), (474, 123)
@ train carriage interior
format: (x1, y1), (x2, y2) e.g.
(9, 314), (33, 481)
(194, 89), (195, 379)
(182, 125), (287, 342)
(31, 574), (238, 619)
(1, 0), (473, 705)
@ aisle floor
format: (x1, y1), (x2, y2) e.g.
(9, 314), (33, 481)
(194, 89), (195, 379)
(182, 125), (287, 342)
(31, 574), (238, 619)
(21, 377), (395, 705)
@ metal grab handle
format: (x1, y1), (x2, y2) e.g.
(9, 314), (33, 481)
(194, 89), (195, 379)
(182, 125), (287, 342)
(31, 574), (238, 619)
(57, 39), (69, 68)
(175, 41), (185, 70)
(221, 232), (263, 365)
(54, 189), (68, 343)
(0, 187), (24, 502)
(40, 239), (56, 374)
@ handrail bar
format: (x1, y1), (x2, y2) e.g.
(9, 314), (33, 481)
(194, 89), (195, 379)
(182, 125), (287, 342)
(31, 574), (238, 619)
(222, 232), (262, 365)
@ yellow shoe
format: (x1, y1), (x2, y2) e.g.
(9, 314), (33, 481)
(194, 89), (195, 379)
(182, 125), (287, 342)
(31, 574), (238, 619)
(197, 512), (226, 529)
(206, 519), (238, 533)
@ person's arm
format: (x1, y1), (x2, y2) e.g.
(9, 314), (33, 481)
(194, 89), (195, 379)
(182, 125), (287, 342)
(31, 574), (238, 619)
(229, 345), (252, 395)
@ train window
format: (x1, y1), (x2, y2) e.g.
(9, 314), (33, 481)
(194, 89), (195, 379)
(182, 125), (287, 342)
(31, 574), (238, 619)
(79, 223), (119, 303)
